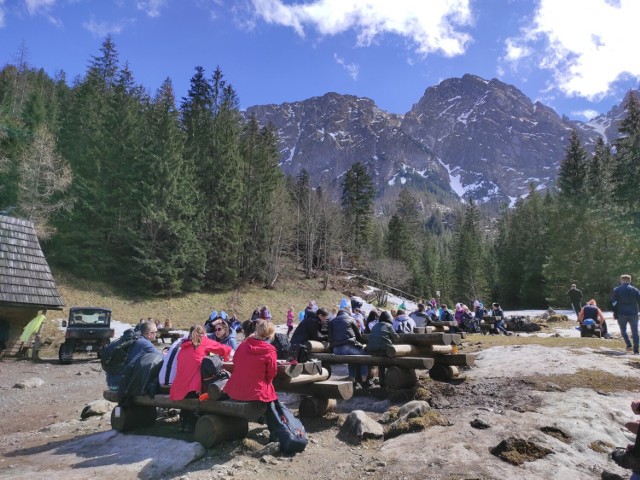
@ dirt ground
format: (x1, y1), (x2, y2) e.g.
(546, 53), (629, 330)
(0, 343), (635, 480)
(0, 351), (532, 480)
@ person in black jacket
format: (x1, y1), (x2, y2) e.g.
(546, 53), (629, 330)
(290, 307), (328, 347)
(328, 309), (370, 388)
(567, 284), (583, 316)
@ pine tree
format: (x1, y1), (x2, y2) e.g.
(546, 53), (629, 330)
(238, 116), (283, 283)
(341, 161), (375, 260)
(613, 92), (640, 216)
(452, 200), (486, 303)
(557, 130), (588, 198)
(51, 37), (121, 276)
(131, 78), (205, 294)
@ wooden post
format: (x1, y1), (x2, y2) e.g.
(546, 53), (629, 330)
(311, 353), (434, 370)
(299, 396), (336, 418)
(305, 340), (330, 353)
(277, 379), (354, 400)
(384, 366), (418, 390)
(429, 353), (475, 367)
(385, 344), (453, 357)
(111, 404), (157, 432)
(273, 368), (330, 388)
(429, 364), (460, 381)
(194, 414), (249, 448)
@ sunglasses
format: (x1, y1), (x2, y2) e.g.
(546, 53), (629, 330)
(214, 327), (224, 332)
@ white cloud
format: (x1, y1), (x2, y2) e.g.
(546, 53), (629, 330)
(83, 17), (135, 37)
(137, 0), (168, 18)
(503, 38), (530, 63)
(25, 0), (55, 15)
(24, 0), (62, 27)
(251, 0), (473, 57)
(0, 0), (5, 28)
(334, 53), (359, 80)
(504, 0), (640, 100)
(572, 109), (599, 121)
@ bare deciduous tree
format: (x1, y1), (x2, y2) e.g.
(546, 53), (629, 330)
(16, 127), (73, 239)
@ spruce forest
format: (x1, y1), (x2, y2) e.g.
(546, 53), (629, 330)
(1, 38), (639, 309)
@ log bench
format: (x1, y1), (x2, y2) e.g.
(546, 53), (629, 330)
(307, 331), (475, 383)
(102, 360), (353, 447)
(104, 389), (265, 447)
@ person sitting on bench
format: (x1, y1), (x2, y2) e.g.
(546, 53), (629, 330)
(578, 299), (610, 338)
(208, 319), (238, 351)
(365, 311), (399, 387)
(170, 325), (232, 431)
(223, 320), (278, 404)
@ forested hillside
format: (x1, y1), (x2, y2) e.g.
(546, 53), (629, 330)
(1, 37), (639, 308)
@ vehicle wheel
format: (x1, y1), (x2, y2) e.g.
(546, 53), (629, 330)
(59, 342), (74, 364)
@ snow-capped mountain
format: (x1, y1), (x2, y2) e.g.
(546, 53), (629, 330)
(246, 75), (636, 208)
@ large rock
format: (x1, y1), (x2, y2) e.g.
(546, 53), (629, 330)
(24, 430), (206, 479)
(339, 410), (384, 443)
(13, 377), (44, 389)
(81, 399), (115, 419)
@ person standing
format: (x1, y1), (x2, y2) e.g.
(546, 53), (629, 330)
(286, 306), (295, 338)
(567, 284), (583, 316)
(612, 275), (640, 354)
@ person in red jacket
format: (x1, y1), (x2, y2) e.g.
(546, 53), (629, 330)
(224, 320), (278, 403)
(169, 325), (232, 401)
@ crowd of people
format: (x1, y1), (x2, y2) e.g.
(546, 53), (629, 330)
(116, 295), (517, 412)
(108, 275), (640, 473)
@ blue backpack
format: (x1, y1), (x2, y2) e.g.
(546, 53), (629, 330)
(266, 400), (308, 454)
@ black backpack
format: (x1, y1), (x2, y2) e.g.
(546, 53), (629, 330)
(201, 354), (229, 391)
(271, 333), (291, 360)
(101, 329), (140, 375)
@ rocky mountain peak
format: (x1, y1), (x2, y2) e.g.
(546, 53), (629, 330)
(246, 75), (636, 210)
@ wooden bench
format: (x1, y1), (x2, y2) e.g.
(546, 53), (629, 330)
(104, 389), (265, 447)
(103, 360), (353, 446)
(307, 331), (475, 383)
(157, 329), (183, 344)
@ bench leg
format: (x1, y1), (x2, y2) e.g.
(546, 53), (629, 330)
(299, 396), (336, 418)
(384, 367), (418, 390)
(111, 405), (157, 432)
(194, 414), (248, 448)
(429, 364), (460, 382)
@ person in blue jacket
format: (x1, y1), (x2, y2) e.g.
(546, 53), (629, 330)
(612, 274), (640, 354)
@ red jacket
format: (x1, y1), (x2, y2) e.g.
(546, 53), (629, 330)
(169, 336), (232, 401)
(223, 336), (278, 402)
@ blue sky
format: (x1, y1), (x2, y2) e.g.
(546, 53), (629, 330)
(1, 0), (639, 120)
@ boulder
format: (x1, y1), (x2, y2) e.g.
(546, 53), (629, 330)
(13, 377), (44, 389)
(81, 399), (115, 419)
(339, 410), (384, 442)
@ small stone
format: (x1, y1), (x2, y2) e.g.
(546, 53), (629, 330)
(260, 454), (279, 464)
(470, 418), (491, 429)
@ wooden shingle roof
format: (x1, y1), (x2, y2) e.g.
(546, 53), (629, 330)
(0, 215), (64, 309)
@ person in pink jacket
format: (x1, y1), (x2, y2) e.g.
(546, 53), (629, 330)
(169, 325), (232, 401)
(224, 320), (278, 403)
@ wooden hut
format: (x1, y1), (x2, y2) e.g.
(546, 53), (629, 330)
(0, 215), (64, 357)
